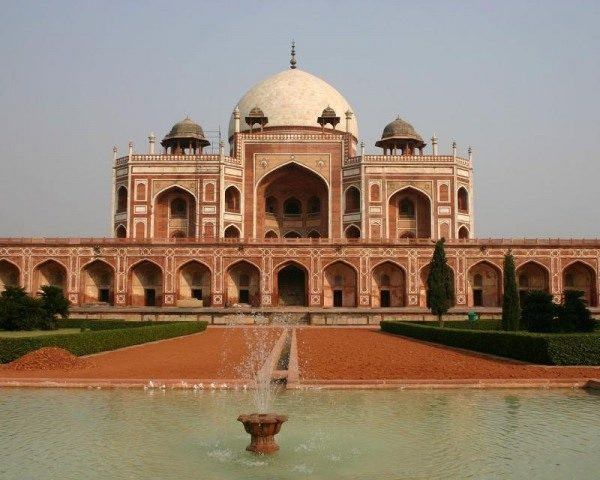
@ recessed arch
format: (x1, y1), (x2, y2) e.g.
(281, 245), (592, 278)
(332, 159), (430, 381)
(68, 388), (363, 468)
(388, 186), (432, 239)
(276, 260), (308, 306)
(467, 260), (502, 307)
(225, 185), (241, 213)
(344, 186), (361, 214)
(116, 186), (127, 213)
(225, 260), (260, 306)
(307, 230), (321, 238)
(283, 230), (302, 238)
(255, 162), (329, 239)
(33, 259), (68, 294)
(323, 260), (358, 307)
(224, 225), (241, 238)
(457, 187), (469, 213)
(80, 259), (115, 305)
(0, 260), (20, 291)
(458, 226), (470, 239)
(265, 230), (278, 238)
(177, 260), (211, 306)
(115, 224), (127, 238)
(516, 261), (550, 302)
(344, 224), (361, 239)
(371, 261), (406, 307)
(153, 186), (197, 238)
(129, 260), (163, 306)
(562, 260), (597, 307)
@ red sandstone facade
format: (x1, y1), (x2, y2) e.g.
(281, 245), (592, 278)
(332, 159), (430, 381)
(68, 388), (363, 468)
(1, 61), (598, 313)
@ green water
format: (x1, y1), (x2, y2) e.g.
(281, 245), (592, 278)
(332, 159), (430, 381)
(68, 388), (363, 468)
(0, 388), (599, 479)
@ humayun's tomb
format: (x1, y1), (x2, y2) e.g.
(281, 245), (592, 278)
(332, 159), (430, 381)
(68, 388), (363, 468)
(1, 48), (598, 323)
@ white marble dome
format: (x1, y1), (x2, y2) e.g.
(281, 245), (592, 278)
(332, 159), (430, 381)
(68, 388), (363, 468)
(228, 68), (358, 139)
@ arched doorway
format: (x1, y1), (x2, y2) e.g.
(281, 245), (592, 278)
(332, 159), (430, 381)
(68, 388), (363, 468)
(129, 261), (163, 306)
(178, 261), (211, 306)
(81, 260), (114, 305)
(389, 187), (431, 238)
(115, 224), (127, 238)
(563, 261), (597, 307)
(256, 163), (329, 238)
(153, 187), (196, 238)
(458, 226), (470, 239)
(277, 263), (307, 306)
(345, 225), (361, 239)
(225, 186), (241, 213)
(226, 261), (260, 306)
(33, 260), (67, 294)
(457, 187), (469, 213)
(468, 261), (501, 307)
(224, 225), (241, 238)
(323, 261), (357, 307)
(516, 261), (549, 303)
(344, 187), (360, 213)
(0, 260), (20, 292)
(371, 262), (406, 307)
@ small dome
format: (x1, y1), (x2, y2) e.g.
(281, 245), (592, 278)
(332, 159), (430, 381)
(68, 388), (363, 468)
(380, 117), (423, 142)
(321, 106), (337, 117)
(248, 106), (265, 117)
(163, 117), (206, 141)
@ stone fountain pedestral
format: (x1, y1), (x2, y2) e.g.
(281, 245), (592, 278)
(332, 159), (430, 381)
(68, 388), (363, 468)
(237, 413), (288, 454)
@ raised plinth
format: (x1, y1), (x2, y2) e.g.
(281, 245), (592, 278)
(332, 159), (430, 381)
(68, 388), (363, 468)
(237, 413), (288, 454)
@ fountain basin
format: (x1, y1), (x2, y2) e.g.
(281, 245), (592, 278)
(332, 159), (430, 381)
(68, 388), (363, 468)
(237, 413), (288, 454)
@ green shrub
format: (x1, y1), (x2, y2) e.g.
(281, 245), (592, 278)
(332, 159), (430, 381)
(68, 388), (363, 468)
(0, 321), (207, 364)
(0, 287), (52, 331)
(57, 319), (171, 330)
(521, 290), (557, 332)
(381, 321), (600, 365)
(557, 290), (595, 333)
(39, 286), (70, 322)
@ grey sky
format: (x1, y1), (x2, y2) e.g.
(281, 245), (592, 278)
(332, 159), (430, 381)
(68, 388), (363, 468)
(0, 0), (598, 238)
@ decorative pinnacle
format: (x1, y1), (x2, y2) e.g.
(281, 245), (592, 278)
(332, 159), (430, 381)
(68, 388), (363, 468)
(290, 40), (297, 69)
(112, 146), (118, 153)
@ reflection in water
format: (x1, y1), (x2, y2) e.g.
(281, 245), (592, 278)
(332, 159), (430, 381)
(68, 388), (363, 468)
(0, 389), (599, 480)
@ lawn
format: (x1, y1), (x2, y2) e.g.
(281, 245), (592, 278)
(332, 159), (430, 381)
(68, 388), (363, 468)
(0, 328), (80, 338)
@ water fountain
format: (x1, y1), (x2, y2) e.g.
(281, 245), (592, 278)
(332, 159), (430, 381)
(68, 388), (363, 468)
(230, 312), (293, 454)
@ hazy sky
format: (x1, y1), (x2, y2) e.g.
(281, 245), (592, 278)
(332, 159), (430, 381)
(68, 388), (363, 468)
(0, 1), (598, 238)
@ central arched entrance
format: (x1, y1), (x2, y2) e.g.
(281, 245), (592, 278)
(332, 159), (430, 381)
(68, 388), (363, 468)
(277, 264), (307, 306)
(256, 163), (329, 238)
(388, 187), (431, 239)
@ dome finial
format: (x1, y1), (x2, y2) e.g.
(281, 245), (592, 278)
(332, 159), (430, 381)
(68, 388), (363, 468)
(290, 40), (297, 69)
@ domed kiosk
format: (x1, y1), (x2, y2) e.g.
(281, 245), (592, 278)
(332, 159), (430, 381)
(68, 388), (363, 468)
(375, 117), (426, 155)
(161, 117), (210, 155)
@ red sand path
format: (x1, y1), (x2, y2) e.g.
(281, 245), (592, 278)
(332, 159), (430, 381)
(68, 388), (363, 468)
(296, 328), (600, 381)
(0, 327), (281, 382)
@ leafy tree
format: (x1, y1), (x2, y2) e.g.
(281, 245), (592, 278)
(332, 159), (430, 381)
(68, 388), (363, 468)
(501, 253), (521, 331)
(426, 239), (455, 326)
(0, 286), (46, 331)
(521, 290), (557, 332)
(557, 290), (594, 332)
(40, 285), (70, 321)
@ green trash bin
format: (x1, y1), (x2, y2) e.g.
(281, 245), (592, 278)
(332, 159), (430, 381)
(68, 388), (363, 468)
(467, 311), (478, 323)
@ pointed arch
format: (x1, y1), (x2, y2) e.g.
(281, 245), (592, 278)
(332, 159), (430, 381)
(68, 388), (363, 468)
(80, 259), (115, 305)
(419, 262), (455, 308)
(177, 260), (212, 306)
(115, 224), (127, 238)
(458, 226), (470, 239)
(225, 185), (241, 213)
(388, 186), (432, 239)
(116, 186), (128, 213)
(323, 260), (358, 307)
(0, 259), (20, 291)
(562, 260), (597, 307)
(275, 260), (308, 306)
(128, 259), (163, 306)
(283, 230), (302, 238)
(516, 261), (550, 301)
(467, 260), (502, 307)
(224, 224), (241, 238)
(225, 260), (261, 306)
(344, 186), (361, 214)
(265, 230), (278, 238)
(344, 224), (361, 239)
(33, 259), (68, 294)
(457, 187), (469, 213)
(153, 185), (197, 238)
(371, 261), (406, 307)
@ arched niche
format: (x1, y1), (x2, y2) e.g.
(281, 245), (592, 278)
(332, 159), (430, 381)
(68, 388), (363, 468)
(153, 186), (196, 238)
(225, 186), (241, 213)
(224, 225), (241, 238)
(371, 262), (406, 307)
(563, 261), (597, 307)
(389, 187), (431, 239)
(129, 261), (163, 306)
(323, 261), (357, 307)
(33, 260), (67, 294)
(178, 261), (211, 307)
(81, 260), (114, 305)
(226, 261), (260, 306)
(468, 261), (501, 307)
(276, 263), (307, 306)
(457, 187), (469, 213)
(516, 261), (550, 303)
(0, 260), (20, 292)
(344, 186), (360, 214)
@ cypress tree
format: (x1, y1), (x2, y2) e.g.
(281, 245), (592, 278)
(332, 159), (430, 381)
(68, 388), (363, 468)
(426, 239), (455, 326)
(501, 253), (520, 331)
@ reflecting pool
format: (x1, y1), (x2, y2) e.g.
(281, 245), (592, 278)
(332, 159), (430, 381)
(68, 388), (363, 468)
(1, 388), (599, 479)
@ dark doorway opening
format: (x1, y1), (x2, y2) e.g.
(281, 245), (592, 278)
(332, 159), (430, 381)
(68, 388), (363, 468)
(239, 289), (250, 304)
(333, 290), (343, 307)
(473, 289), (483, 307)
(191, 288), (203, 301)
(277, 265), (306, 306)
(98, 288), (110, 303)
(144, 289), (156, 306)
(380, 290), (391, 307)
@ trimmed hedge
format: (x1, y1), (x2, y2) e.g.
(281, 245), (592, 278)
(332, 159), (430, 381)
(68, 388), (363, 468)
(381, 321), (600, 366)
(0, 321), (207, 364)
(56, 319), (171, 331)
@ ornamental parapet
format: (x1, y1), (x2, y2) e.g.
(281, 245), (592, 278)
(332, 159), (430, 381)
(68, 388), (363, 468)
(114, 154), (241, 166)
(1, 237), (599, 247)
(344, 155), (471, 169)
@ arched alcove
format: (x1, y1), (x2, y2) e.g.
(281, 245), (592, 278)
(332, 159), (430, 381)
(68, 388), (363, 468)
(178, 261), (211, 306)
(371, 262), (406, 307)
(81, 260), (114, 305)
(323, 261), (357, 307)
(129, 261), (163, 306)
(389, 187), (431, 239)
